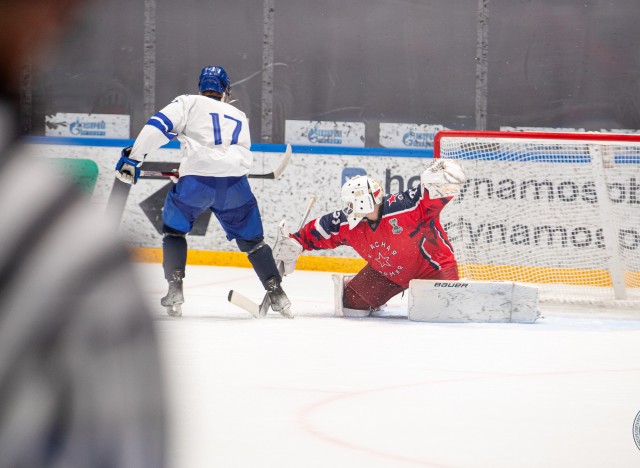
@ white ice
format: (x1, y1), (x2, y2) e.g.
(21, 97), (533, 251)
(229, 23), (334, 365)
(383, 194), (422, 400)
(134, 263), (640, 468)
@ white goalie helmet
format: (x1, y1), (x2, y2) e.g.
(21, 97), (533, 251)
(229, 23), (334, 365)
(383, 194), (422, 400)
(341, 175), (384, 229)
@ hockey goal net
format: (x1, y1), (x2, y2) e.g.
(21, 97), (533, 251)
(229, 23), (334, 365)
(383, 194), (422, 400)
(434, 130), (640, 308)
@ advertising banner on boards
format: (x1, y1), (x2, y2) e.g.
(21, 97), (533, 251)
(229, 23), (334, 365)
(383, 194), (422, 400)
(379, 123), (447, 149)
(285, 120), (365, 146)
(45, 113), (130, 138)
(24, 141), (640, 270)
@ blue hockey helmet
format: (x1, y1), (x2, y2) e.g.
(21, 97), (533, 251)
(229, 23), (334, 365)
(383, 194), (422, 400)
(198, 66), (231, 97)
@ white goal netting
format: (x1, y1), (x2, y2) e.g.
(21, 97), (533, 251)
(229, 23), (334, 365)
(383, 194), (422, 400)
(436, 131), (640, 308)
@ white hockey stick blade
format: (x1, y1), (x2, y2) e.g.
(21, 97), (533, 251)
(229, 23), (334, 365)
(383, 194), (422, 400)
(258, 295), (271, 318)
(228, 290), (261, 318)
(228, 290), (271, 319)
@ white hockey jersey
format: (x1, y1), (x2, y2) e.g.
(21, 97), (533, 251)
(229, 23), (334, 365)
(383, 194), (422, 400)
(131, 94), (252, 177)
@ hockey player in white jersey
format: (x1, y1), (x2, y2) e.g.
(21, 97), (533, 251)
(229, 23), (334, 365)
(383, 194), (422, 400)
(116, 66), (291, 317)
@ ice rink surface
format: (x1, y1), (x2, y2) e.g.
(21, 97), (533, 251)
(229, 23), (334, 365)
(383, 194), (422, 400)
(134, 263), (640, 468)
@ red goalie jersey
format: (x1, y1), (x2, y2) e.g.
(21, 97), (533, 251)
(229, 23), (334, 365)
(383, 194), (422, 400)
(292, 184), (457, 288)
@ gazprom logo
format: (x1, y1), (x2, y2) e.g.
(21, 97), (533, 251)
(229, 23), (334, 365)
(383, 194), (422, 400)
(402, 130), (435, 148)
(308, 127), (343, 144)
(69, 118), (107, 136)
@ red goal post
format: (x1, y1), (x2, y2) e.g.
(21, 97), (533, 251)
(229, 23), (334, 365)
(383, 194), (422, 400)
(434, 130), (640, 308)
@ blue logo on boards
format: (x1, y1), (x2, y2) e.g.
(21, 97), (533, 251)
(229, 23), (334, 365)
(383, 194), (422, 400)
(308, 127), (343, 145)
(402, 130), (436, 148)
(341, 167), (367, 187)
(69, 118), (107, 136)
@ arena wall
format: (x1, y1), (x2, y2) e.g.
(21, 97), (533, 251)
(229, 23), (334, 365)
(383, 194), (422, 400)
(24, 137), (434, 272)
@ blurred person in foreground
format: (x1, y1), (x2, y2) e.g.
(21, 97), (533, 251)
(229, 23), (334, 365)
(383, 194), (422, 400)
(272, 159), (465, 317)
(0, 0), (165, 466)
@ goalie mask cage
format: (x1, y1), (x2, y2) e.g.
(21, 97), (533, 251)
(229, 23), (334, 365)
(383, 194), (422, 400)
(434, 130), (640, 308)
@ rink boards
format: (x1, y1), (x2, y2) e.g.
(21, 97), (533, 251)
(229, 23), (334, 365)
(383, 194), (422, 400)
(23, 137), (640, 290)
(23, 137), (432, 270)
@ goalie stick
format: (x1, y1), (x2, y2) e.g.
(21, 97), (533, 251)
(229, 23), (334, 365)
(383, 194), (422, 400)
(139, 143), (292, 180)
(228, 194), (317, 318)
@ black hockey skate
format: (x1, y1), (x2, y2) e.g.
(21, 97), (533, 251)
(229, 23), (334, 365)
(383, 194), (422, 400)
(161, 270), (184, 317)
(265, 276), (293, 318)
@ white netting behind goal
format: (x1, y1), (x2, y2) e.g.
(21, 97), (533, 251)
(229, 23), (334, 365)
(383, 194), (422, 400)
(435, 131), (640, 308)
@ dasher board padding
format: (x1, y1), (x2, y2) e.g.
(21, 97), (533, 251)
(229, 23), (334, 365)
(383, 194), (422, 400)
(408, 279), (540, 323)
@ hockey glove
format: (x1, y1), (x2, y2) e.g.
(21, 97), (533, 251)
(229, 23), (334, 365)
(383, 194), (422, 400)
(115, 146), (143, 185)
(272, 219), (303, 275)
(421, 159), (466, 198)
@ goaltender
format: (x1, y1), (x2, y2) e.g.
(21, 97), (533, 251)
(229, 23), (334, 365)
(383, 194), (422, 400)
(272, 159), (466, 316)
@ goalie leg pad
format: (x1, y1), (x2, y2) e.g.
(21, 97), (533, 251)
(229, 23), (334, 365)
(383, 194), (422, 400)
(333, 266), (405, 317)
(408, 279), (540, 323)
(332, 274), (363, 317)
(332, 274), (370, 317)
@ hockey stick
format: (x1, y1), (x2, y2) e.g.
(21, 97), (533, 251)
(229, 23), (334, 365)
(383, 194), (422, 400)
(139, 144), (292, 180)
(228, 194), (317, 318)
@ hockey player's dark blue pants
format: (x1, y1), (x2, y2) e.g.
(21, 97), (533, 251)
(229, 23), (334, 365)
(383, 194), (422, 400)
(162, 174), (263, 241)
(161, 174), (280, 287)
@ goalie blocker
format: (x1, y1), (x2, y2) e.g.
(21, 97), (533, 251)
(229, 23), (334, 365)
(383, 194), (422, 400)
(408, 279), (540, 323)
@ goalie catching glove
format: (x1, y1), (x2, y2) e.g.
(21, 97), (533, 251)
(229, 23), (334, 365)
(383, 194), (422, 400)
(272, 219), (303, 275)
(421, 159), (466, 198)
(115, 146), (143, 185)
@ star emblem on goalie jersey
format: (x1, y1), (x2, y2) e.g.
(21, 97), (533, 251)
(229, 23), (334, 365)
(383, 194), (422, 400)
(387, 194), (398, 206)
(375, 251), (392, 268)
